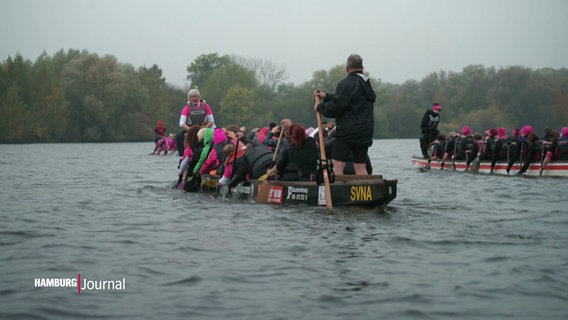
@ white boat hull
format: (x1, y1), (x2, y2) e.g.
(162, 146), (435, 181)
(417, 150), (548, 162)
(411, 156), (568, 177)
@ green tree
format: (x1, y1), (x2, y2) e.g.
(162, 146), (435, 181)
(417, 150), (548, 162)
(30, 85), (69, 141)
(61, 53), (129, 141)
(374, 108), (391, 138)
(186, 53), (232, 89)
(0, 54), (33, 141)
(309, 65), (345, 93)
(83, 95), (105, 141)
(219, 85), (256, 125)
(30, 52), (69, 141)
(384, 80), (423, 138)
(202, 63), (258, 126)
(0, 54), (33, 102)
(3, 49), (568, 143)
(0, 85), (27, 142)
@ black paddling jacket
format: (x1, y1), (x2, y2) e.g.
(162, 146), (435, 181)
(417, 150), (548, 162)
(317, 72), (376, 146)
(420, 110), (440, 134)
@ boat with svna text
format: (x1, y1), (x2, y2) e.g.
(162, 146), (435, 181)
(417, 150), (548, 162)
(200, 174), (397, 208)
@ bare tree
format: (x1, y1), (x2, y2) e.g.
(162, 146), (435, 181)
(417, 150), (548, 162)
(234, 56), (288, 90)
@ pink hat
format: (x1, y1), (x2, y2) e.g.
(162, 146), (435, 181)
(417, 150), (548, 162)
(461, 125), (472, 136)
(562, 127), (568, 138)
(497, 127), (507, 139)
(431, 103), (442, 111)
(521, 125), (534, 136)
(512, 128), (520, 136)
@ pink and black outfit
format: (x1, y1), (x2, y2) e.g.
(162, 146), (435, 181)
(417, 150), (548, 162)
(176, 100), (215, 156)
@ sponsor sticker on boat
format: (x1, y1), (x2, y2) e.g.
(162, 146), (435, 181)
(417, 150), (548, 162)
(267, 185), (283, 204)
(286, 186), (308, 201)
(318, 186), (327, 206)
(236, 184), (252, 195)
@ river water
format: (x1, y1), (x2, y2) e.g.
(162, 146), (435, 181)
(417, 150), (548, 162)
(0, 140), (567, 319)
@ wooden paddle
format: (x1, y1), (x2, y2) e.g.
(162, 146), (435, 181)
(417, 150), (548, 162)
(451, 137), (458, 171)
(314, 96), (333, 209)
(258, 123), (286, 181)
(271, 124), (286, 166)
(256, 123), (286, 201)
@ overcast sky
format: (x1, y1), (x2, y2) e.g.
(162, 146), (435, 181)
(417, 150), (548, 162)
(2, 0), (567, 88)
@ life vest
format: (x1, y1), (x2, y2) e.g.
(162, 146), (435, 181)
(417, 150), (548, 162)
(185, 100), (208, 126)
(421, 110), (440, 134)
(227, 146), (247, 164)
(455, 136), (475, 160)
(427, 113), (440, 129)
(155, 126), (166, 136)
(556, 137), (568, 160)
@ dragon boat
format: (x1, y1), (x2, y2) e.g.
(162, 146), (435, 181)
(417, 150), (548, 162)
(199, 174), (398, 208)
(411, 156), (568, 177)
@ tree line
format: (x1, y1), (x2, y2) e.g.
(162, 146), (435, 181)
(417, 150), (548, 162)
(1, 50), (567, 143)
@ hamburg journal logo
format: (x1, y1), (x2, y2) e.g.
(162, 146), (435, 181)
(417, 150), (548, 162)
(34, 274), (126, 294)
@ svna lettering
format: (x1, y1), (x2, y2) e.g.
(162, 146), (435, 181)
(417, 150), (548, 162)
(350, 186), (372, 201)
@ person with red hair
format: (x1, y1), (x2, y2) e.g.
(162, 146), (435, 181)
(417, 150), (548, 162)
(266, 124), (318, 181)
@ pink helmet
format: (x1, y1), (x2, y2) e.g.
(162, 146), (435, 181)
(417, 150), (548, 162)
(431, 103), (442, 111)
(561, 127), (568, 138)
(461, 125), (472, 136)
(521, 125), (534, 136)
(497, 127), (507, 139)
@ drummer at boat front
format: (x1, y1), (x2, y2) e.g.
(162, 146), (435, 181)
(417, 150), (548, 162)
(176, 88), (216, 157)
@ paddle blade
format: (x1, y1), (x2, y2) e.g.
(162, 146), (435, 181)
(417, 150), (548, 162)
(470, 158), (481, 173)
(255, 181), (270, 203)
(219, 185), (229, 198)
(322, 174), (333, 209)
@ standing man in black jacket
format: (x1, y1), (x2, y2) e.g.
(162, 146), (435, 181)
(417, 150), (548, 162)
(313, 54), (376, 175)
(419, 103), (442, 158)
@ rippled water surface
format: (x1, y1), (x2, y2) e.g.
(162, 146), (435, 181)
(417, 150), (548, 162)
(1, 140), (567, 319)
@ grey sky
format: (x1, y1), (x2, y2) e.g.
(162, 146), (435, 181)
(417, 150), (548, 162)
(2, 0), (567, 88)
